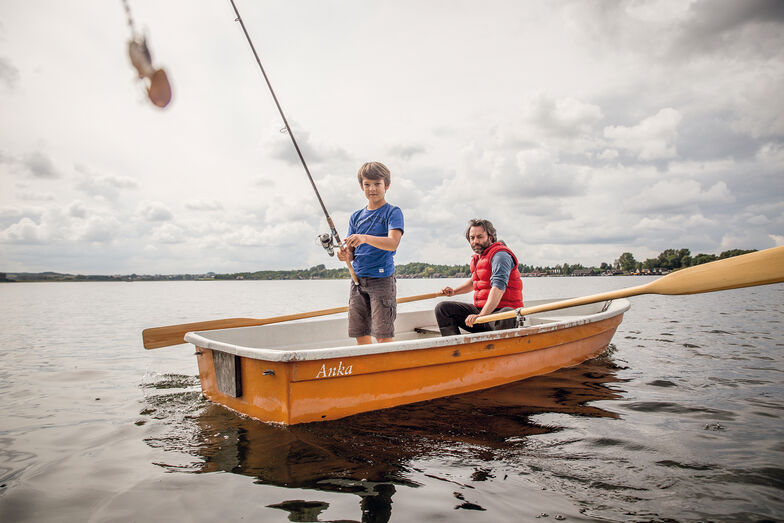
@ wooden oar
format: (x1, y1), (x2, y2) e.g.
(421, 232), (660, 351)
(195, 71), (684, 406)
(475, 245), (784, 324)
(142, 291), (444, 349)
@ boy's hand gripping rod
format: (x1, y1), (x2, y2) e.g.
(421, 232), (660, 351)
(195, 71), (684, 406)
(229, 0), (358, 284)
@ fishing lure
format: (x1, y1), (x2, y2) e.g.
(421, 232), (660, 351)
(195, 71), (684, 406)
(128, 36), (171, 108)
(122, 0), (171, 108)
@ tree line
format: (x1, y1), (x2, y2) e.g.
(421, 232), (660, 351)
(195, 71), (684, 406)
(612, 248), (756, 273)
(214, 248), (757, 280)
(2, 248), (758, 282)
(212, 262), (471, 280)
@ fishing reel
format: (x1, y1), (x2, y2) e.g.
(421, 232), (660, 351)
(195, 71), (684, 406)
(318, 232), (340, 257)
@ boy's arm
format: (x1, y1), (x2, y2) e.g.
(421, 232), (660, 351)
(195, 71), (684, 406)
(339, 212), (357, 261)
(344, 228), (402, 251)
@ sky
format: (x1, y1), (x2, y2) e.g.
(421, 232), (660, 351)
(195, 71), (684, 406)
(1, 0), (782, 274)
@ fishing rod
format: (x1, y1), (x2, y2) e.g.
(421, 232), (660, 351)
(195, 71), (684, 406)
(228, 0), (358, 284)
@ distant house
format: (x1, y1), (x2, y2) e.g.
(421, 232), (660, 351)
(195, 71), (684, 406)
(572, 269), (593, 276)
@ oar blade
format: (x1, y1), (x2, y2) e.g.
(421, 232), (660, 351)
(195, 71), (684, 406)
(476, 245), (784, 325)
(143, 318), (258, 349)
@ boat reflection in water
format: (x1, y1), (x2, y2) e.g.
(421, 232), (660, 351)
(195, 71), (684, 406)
(141, 348), (625, 521)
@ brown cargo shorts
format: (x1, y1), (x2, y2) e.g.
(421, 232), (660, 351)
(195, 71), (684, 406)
(348, 275), (397, 339)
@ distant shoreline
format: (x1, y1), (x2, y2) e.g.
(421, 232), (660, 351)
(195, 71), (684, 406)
(0, 273), (652, 283)
(0, 248), (757, 283)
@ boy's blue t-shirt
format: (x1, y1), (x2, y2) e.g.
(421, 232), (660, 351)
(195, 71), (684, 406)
(347, 203), (404, 278)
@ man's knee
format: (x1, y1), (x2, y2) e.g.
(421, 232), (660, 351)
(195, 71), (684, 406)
(435, 301), (453, 321)
(492, 307), (517, 330)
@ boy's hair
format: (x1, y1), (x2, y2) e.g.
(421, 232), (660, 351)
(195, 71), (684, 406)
(357, 162), (391, 186)
(465, 218), (497, 243)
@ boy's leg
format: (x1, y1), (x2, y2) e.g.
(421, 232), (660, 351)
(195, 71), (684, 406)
(366, 276), (396, 341)
(348, 280), (373, 344)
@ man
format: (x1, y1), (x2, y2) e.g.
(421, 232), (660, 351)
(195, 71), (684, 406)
(435, 219), (523, 336)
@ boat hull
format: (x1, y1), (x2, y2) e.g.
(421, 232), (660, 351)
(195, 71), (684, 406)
(189, 300), (628, 424)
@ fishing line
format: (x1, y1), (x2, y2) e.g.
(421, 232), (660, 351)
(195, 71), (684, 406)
(227, 0), (355, 282)
(120, 0), (138, 34)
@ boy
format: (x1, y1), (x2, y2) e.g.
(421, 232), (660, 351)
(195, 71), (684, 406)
(337, 162), (404, 345)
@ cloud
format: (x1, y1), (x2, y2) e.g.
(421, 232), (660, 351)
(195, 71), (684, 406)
(635, 213), (717, 233)
(309, 173), (364, 215)
(677, 114), (759, 162)
(675, 0), (784, 59)
(512, 149), (587, 197)
(18, 191), (56, 202)
(80, 215), (121, 243)
(68, 201), (87, 218)
(597, 149), (619, 161)
(254, 177), (275, 188)
(626, 179), (734, 214)
(224, 220), (313, 248)
(1, 2), (781, 273)
(388, 144), (426, 160)
(530, 95), (604, 138)
(568, 0), (784, 64)
(185, 199), (223, 211)
(0, 207), (77, 245)
(264, 124), (351, 166)
(0, 56), (19, 89)
(756, 142), (784, 164)
(388, 175), (425, 210)
(604, 108), (683, 161)
(0, 207), (43, 229)
(746, 214), (770, 225)
(0, 217), (46, 244)
(75, 167), (138, 200)
(731, 80), (784, 138)
(24, 152), (60, 178)
(137, 201), (173, 222)
(151, 223), (185, 244)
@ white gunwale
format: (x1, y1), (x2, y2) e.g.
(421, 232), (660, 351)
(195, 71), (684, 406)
(185, 298), (631, 362)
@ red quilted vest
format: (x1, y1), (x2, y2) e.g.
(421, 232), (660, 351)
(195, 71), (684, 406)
(470, 242), (523, 309)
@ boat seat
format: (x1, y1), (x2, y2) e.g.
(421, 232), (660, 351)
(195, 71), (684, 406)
(414, 325), (441, 336)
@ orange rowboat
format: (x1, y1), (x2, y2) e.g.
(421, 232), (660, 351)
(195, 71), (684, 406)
(184, 298), (630, 425)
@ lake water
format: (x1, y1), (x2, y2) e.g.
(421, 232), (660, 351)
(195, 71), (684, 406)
(0, 277), (782, 522)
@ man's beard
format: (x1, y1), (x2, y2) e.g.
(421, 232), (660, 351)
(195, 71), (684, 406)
(471, 240), (492, 253)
